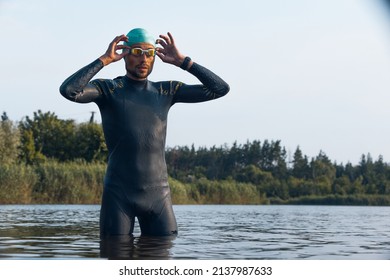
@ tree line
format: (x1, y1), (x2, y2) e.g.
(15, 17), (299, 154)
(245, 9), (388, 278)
(1, 110), (390, 205)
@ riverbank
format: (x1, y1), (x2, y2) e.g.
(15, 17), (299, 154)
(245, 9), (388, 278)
(271, 194), (390, 206)
(1, 162), (389, 206)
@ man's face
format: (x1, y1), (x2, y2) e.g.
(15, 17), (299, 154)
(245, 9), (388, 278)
(124, 43), (156, 80)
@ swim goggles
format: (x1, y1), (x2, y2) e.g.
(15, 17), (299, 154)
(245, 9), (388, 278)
(130, 48), (156, 57)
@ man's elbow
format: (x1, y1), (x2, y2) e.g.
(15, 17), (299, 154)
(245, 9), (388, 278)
(222, 83), (230, 96)
(59, 82), (67, 96)
(217, 82), (230, 97)
(59, 82), (76, 101)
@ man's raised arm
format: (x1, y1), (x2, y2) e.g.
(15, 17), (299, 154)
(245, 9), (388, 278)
(59, 35), (130, 103)
(156, 32), (230, 103)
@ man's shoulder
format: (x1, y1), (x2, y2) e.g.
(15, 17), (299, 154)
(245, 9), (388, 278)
(152, 80), (185, 95)
(91, 76), (126, 94)
(93, 76), (124, 85)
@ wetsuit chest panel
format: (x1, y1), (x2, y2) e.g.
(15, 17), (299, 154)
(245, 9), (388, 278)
(95, 77), (173, 189)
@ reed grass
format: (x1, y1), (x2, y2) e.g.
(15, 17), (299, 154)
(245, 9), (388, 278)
(1, 161), (389, 205)
(0, 164), (37, 204)
(271, 194), (390, 206)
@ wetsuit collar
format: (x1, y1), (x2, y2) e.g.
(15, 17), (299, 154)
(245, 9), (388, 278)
(123, 75), (149, 91)
(124, 75), (148, 85)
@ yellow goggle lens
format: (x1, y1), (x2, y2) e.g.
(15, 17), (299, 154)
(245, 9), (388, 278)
(130, 48), (155, 57)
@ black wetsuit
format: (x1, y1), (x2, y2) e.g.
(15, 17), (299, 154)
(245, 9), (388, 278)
(60, 59), (229, 237)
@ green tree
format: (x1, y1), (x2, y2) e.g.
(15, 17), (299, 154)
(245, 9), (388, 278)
(308, 151), (335, 195)
(0, 112), (20, 164)
(224, 141), (245, 177)
(236, 164), (273, 186)
(291, 146), (310, 179)
(19, 129), (45, 164)
(373, 155), (390, 194)
(19, 110), (76, 162)
(358, 153), (378, 194)
(74, 122), (107, 162)
(310, 151), (335, 181)
(332, 175), (350, 195)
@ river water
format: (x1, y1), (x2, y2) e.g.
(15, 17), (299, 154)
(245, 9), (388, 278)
(0, 204), (389, 259)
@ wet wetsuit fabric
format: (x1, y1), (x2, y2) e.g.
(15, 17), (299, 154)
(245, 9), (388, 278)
(60, 59), (229, 237)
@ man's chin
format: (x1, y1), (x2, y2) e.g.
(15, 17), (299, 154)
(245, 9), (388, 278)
(136, 69), (151, 78)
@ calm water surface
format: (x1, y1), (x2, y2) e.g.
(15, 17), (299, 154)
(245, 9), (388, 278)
(0, 204), (389, 259)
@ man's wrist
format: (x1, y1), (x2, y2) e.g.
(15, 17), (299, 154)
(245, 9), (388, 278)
(99, 55), (111, 66)
(180, 56), (192, 70)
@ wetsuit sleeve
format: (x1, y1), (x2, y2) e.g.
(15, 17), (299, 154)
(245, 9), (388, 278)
(172, 62), (230, 103)
(59, 59), (104, 103)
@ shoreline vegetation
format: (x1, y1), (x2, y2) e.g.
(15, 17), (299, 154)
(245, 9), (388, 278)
(1, 110), (390, 206)
(0, 161), (389, 205)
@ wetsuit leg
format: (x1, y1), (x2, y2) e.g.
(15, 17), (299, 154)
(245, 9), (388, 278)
(136, 186), (178, 236)
(99, 187), (135, 237)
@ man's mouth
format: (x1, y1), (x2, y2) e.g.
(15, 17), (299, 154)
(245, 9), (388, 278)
(137, 64), (148, 70)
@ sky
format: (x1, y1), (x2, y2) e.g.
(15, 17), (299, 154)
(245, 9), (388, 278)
(1, 0), (390, 165)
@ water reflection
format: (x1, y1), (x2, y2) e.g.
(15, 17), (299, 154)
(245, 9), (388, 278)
(1, 205), (389, 259)
(100, 235), (175, 260)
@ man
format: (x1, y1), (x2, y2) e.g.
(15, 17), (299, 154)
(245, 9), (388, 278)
(60, 28), (229, 237)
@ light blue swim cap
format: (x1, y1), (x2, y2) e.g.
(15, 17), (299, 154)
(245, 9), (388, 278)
(124, 28), (155, 47)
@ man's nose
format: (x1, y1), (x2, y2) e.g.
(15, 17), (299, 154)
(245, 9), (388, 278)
(140, 53), (148, 60)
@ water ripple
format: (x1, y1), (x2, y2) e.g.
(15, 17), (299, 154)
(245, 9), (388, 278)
(0, 204), (389, 259)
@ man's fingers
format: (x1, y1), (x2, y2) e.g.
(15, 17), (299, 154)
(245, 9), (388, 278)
(111, 34), (128, 46)
(156, 51), (163, 59)
(158, 32), (175, 45)
(167, 32), (175, 45)
(115, 34), (127, 41)
(155, 47), (166, 54)
(156, 51), (168, 62)
(116, 45), (130, 50)
(156, 38), (168, 48)
(159, 34), (171, 45)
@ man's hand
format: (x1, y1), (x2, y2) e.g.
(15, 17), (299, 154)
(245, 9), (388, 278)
(156, 32), (192, 69)
(99, 34), (130, 66)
